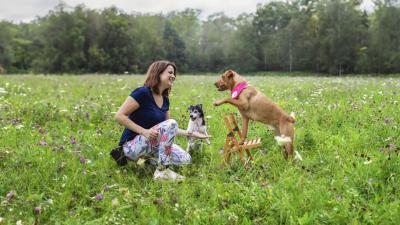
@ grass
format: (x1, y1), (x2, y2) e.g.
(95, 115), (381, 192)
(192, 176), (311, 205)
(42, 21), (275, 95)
(0, 74), (399, 224)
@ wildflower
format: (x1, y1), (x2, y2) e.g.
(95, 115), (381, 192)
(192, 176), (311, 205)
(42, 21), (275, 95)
(79, 156), (87, 164)
(95, 193), (103, 201)
(6, 191), (15, 201)
(388, 143), (396, 150)
(294, 151), (303, 161)
(364, 160), (372, 165)
(33, 206), (42, 215)
(153, 198), (163, 205)
(137, 158), (145, 166)
(111, 198), (119, 208)
(70, 136), (76, 145)
(384, 117), (393, 124)
(0, 87), (7, 94)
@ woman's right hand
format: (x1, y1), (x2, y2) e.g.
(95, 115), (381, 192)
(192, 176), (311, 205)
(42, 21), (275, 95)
(142, 128), (159, 140)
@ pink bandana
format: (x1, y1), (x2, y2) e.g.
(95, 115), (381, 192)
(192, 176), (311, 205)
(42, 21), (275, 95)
(231, 82), (248, 99)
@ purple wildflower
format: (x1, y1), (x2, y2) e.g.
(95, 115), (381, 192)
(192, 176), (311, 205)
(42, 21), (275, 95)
(39, 140), (47, 146)
(95, 193), (103, 201)
(6, 191), (15, 201)
(33, 206), (42, 215)
(70, 136), (76, 145)
(79, 155), (87, 164)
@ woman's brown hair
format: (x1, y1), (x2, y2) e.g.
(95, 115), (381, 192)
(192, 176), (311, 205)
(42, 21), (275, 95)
(144, 60), (176, 98)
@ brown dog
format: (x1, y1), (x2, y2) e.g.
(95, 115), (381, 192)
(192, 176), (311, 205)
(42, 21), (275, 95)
(213, 70), (295, 159)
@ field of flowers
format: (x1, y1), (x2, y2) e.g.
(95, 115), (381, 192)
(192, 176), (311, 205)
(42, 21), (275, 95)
(0, 74), (399, 224)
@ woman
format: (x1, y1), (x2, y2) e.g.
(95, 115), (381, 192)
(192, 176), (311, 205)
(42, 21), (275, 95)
(113, 60), (208, 181)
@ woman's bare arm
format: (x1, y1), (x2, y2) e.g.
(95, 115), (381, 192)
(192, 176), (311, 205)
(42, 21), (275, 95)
(166, 111), (210, 139)
(115, 96), (146, 135)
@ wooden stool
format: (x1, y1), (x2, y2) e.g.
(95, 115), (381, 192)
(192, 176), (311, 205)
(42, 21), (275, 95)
(222, 113), (262, 166)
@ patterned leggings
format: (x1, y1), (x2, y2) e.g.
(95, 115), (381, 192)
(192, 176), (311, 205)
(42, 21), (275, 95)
(123, 119), (191, 166)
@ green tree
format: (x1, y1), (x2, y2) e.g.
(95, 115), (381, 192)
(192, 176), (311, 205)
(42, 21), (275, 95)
(167, 9), (202, 72)
(253, 2), (292, 71)
(225, 13), (259, 72)
(367, 0), (400, 73)
(163, 21), (187, 72)
(316, 0), (367, 75)
(0, 21), (17, 72)
(198, 13), (234, 72)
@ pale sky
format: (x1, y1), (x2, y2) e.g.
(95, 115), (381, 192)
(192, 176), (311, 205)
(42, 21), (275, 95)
(0, 0), (375, 23)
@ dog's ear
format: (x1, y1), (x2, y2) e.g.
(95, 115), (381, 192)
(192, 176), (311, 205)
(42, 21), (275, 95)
(225, 70), (235, 79)
(188, 105), (192, 111)
(197, 104), (203, 110)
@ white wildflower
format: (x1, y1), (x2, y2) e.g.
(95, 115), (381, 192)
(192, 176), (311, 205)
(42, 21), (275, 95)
(137, 158), (145, 166)
(294, 151), (303, 161)
(364, 160), (372, 165)
(111, 198), (119, 208)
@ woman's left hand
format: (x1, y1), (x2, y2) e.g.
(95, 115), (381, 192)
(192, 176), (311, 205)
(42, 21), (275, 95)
(191, 131), (211, 139)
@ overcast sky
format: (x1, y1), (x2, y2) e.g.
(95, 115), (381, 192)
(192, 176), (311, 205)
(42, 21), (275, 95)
(0, 0), (375, 22)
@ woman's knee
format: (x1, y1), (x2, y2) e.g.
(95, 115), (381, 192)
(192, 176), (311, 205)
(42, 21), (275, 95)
(169, 144), (191, 165)
(163, 119), (178, 132)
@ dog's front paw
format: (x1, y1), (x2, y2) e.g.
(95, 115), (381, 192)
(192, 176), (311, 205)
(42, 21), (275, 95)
(213, 100), (224, 106)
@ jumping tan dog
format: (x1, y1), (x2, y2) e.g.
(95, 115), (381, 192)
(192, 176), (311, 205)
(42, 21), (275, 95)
(213, 70), (295, 159)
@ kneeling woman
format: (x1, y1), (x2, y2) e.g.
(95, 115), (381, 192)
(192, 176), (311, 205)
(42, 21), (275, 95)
(113, 60), (208, 181)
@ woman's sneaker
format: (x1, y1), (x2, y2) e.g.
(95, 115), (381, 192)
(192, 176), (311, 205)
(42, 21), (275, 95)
(153, 168), (185, 181)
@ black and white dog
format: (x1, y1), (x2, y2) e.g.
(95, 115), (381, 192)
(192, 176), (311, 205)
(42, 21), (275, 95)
(186, 104), (210, 152)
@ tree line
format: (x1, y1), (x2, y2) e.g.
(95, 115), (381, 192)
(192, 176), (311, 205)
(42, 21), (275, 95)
(0, 0), (399, 75)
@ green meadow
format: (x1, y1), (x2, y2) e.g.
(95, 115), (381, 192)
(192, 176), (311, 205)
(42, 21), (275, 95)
(0, 74), (399, 224)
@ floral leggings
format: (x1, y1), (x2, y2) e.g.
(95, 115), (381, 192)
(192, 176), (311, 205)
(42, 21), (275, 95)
(123, 119), (191, 166)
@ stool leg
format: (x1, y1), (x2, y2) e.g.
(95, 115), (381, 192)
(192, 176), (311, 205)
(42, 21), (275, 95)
(245, 149), (253, 161)
(239, 148), (245, 165)
(223, 137), (231, 164)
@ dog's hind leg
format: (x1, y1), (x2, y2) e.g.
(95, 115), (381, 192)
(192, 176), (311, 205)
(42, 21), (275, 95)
(204, 130), (211, 145)
(186, 142), (193, 152)
(279, 121), (295, 159)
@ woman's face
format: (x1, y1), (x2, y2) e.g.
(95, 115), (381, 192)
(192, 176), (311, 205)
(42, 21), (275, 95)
(159, 65), (176, 88)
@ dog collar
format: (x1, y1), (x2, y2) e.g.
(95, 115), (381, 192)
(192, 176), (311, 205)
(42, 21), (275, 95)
(231, 82), (248, 99)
